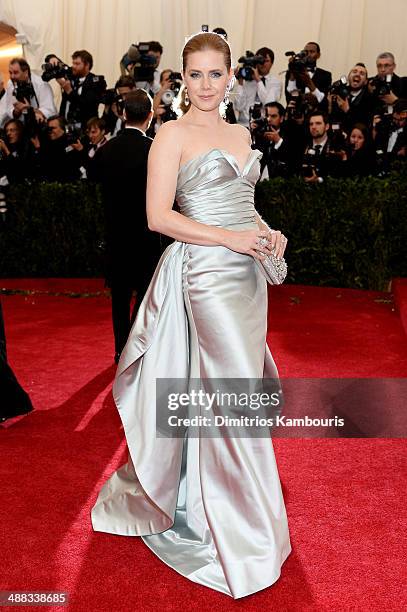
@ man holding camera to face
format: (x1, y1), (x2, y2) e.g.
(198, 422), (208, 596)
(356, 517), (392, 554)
(233, 47), (282, 127)
(369, 52), (407, 116)
(4, 58), (56, 129)
(285, 42), (332, 110)
(50, 50), (106, 128)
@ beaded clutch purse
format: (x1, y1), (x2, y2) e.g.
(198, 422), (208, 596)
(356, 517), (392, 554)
(258, 237), (288, 285)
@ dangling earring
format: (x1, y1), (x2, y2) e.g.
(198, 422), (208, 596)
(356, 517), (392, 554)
(184, 88), (190, 106)
(223, 85), (230, 106)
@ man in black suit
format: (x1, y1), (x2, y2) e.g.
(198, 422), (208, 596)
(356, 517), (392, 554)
(252, 102), (304, 178)
(374, 98), (407, 162)
(370, 52), (407, 116)
(329, 63), (375, 133)
(92, 89), (163, 362)
(285, 42), (332, 109)
(57, 50), (106, 128)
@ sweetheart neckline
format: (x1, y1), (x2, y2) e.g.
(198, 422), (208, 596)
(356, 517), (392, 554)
(178, 148), (260, 177)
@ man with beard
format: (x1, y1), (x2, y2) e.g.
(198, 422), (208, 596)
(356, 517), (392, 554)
(301, 111), (346, 182)
(329, 63), (375, 132)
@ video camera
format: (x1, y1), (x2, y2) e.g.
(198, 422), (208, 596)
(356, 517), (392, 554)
(236, 51), (265, 81)
(285, 50), (309, 75)
(121, 42), (157, 82)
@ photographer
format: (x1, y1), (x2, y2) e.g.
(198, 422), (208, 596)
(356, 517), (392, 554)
(301, 112), (346, 182)
(233, 47), (282, 127)
(36, 115), (83, 182)
(251, 102), (304, 178)
(102, 75), (136, 136)
(148, 69), (181, 136)
(0, 119), (41, 182)
(369, 52), (407, 116)
(4, 58), (56, 127)
(121, 41), (163, 97)
(373, 98), (407, 164)
(285, 42), (332, 109)
(56, 50), (106, 127)
(328, 63), (375, 133)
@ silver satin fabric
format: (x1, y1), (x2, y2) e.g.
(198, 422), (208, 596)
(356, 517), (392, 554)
(91, 148), (292, 598)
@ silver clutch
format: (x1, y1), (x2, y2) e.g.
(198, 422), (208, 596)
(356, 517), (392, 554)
(258, 237), (288, 285)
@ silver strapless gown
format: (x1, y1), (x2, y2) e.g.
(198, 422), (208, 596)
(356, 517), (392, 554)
(91, 148), (292, 598)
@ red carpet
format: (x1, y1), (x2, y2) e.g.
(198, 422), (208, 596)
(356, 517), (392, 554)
(1, 280), (406, 611)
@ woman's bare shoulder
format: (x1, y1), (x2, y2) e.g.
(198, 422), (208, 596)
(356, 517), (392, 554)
(226, 122), (251, 145)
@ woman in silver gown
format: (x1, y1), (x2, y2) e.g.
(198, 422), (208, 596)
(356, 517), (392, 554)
(91, 32), (291, 598)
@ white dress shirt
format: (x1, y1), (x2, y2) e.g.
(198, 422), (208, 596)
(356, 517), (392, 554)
(233, 73), (282, 127)
(287, 68), (325, 104)
(4, 72), (57, 123)
(136, 69), (162, 96)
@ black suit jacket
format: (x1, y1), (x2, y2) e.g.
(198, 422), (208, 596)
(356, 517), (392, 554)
(92, 128), (162, 286)
(285, 66), (332, 105)
(60, 72), (106, 127)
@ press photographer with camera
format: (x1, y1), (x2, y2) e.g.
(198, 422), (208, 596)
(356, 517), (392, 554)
(250, 102), (304, 179)
(327, 63), (375, 133)
(369, 52), (407, 116)
(33, 115), (84, 182)
(148, 69), (182, 135)
(373, 98), (407, 165)
(121, 41), (163, 97)
(301, 111), (346, 183)
(0, 119), (41, 182)
(102, 75), (136, 136)
(233, 47), (282, 127)
(285, 42), (332, 109)
(45, 50), (106, 128)
(4, 58), (56, 129)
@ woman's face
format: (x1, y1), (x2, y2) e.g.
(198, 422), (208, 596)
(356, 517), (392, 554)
(5, 122), (21, 144)
(350, 128), (365, 150)
(183, 49), (232, 112)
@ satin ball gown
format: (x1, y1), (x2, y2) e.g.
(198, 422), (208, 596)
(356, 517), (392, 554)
(91, 147), (291, 598)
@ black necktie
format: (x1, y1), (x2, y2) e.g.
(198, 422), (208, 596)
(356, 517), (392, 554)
(314, 144), (322, 156)
(261, 76), (266, 86)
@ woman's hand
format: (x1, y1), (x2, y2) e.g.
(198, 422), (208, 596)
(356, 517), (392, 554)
(224, 228), (287, 261)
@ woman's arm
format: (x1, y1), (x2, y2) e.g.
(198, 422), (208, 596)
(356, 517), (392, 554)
(146, 121), (276, 261)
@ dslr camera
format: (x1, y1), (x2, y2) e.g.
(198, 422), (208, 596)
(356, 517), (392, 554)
(329, 76), (350, 100)
(236, 51), (265, 81)
(369, 74), (392, 97)
(160, 72), (182, 122)
(41, 55), (72, 82)
(285, 50), (308, 75)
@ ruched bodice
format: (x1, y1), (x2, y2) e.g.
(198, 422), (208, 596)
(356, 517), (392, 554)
(176, 148), (262, 228)
(91, 144), (291, 599)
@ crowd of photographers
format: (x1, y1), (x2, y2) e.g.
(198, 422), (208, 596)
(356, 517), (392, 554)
(0, 35), (406, 189)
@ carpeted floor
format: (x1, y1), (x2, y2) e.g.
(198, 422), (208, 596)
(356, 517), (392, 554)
(1, 280), (406, 611)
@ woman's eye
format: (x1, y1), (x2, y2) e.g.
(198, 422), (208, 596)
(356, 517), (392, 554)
(211, 72), (222, 78)
(190, 73), (200, 78)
